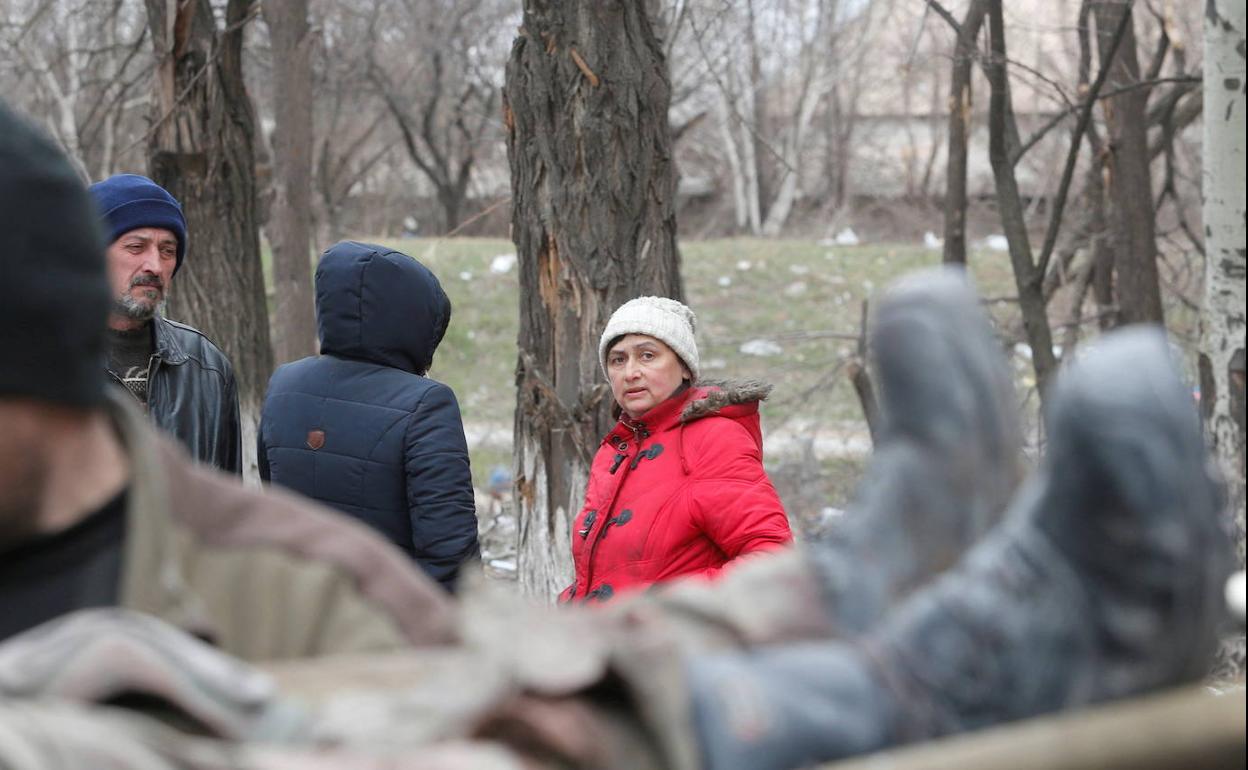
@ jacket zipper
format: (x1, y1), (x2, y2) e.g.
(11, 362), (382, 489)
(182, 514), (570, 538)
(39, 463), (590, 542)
(145, 353), (159, 409)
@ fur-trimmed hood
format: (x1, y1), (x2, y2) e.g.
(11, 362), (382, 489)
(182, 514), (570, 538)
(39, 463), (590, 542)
(680, 379), (773, 423)
(607, 379), (773, 456)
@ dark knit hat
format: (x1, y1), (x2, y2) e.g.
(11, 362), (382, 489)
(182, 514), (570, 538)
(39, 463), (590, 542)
(88, 173), (188, 274)
(0, 102), (112, 407)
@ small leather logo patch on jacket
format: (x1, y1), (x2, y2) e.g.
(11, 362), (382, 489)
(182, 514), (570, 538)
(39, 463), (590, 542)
(306, 429), (326, 450)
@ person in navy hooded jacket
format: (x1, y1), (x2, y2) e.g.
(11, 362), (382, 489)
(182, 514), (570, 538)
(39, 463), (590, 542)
(258, 241), (479, 592)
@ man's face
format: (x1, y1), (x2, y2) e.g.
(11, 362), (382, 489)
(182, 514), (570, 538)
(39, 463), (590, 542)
(0, 400), (51, 547)
(106, 227), (178, 326)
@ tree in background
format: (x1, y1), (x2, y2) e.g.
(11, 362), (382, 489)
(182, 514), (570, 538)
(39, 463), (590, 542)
(1091, 0), (1164, 326)
(1200, 0), (1246, 585)
(940, 0), (987, 265)
(0, 0), (151, 181)
(261, 0), (317, 365)
(307, 3), (395, 244)
(684, 0), (866, 236)
(144, 0), (273, 478)
(368, 0), (510, 234)
(505, 0), (683, 599)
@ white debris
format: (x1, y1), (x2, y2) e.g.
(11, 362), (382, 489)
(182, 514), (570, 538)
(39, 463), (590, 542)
(924, 231), (943, 250)
(789, 264), (809, 275)
(736, 259), (753, 271)
(717, 275), (733, 287)
(820, 506), (845, 521)
(784, 281), (807, 297)
(458, 271), (473, 281)
(466, 330), (477, 340)
(489, 253), (517, 274)
(740, 339), (783, 357)
(834, 227), (860, 246)
(984, 234), (1010, 252)
(862, 279), (875, 293)
(1227, 571), (1246, 624)
(1014, 342), (1033, 360)
(488, 558), (517, 574)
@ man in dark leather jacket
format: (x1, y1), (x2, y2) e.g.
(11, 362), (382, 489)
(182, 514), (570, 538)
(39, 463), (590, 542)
(88, 174), (241, 474)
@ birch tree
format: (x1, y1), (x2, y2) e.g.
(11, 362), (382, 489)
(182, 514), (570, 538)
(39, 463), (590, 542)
(0, 0), (151, 180)
(1199, 0), (1246, 573)
(690, 0), (849, 235)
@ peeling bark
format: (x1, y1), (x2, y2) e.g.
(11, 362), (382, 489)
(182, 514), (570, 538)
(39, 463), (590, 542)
(145, 0), (272, 481)
(505, 0), (683, 600)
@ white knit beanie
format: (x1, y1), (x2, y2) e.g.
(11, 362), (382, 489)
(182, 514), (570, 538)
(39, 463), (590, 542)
(599, 296), (700, 381)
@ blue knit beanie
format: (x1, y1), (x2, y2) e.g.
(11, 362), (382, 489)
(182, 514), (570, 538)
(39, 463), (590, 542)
(88, 174), (188, 274)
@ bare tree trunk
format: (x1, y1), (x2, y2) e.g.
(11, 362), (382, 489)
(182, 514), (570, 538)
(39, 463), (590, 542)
(718, 95), (751, 231)
(1092, 0), (1164, 326)
(1200, 0), (1246, 574)
(262, 0), (317, 365)
(745, 0), (771, 226)
(505, 0), (683, 600)
(1073, 0), (1121, 330)
(145, 0), (273, 481)
(985, 0), (1057, 398)
(942, 0), (988, 265)
(761, 4), (829, 236)
(918, 64), (945, 200)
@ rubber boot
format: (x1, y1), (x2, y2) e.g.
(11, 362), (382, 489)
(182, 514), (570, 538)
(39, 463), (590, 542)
(809, 266), (1022, 634)
(689, 326), (1232, 770)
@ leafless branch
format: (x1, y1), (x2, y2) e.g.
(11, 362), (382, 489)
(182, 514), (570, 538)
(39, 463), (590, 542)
(1034, 0), (1135, 281)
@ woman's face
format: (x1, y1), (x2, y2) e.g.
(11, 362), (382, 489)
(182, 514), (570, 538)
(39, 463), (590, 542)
(607, 334), (691, 419)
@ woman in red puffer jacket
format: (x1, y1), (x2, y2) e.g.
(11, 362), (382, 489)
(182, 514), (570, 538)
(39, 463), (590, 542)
(560, 296), (794, 604)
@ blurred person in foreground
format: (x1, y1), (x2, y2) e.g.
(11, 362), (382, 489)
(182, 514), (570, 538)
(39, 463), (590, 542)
(258, 242), (479, 592)
(0, 97), (1233, 765)
(0, 265), (1233, 770)
(0, 101), (453, 658)
(87, 172), (241, 474)
(561, 296), (793, 603)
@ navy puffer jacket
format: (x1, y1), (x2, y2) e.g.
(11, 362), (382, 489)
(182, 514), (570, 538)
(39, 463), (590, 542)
(259, 241), (478, 591)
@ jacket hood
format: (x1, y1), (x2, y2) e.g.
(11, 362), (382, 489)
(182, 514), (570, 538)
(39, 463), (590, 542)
(608, 379), (772, 449)
(680, 379), (772, 423)
(315, 241), (451, 374)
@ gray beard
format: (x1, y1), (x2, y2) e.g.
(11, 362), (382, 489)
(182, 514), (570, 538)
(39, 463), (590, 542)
(112, 292), (165, 322)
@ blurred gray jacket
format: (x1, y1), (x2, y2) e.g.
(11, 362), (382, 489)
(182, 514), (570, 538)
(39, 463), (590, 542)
(108, 388), (456, 660)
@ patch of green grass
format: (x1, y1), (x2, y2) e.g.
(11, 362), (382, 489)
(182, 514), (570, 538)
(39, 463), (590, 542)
(376, 238), (520, 428)
(682, 239), (1019, 423)
(263, 236), (1025, 492)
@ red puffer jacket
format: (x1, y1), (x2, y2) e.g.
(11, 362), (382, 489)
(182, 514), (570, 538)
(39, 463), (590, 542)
(560, 381), (794, 603)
